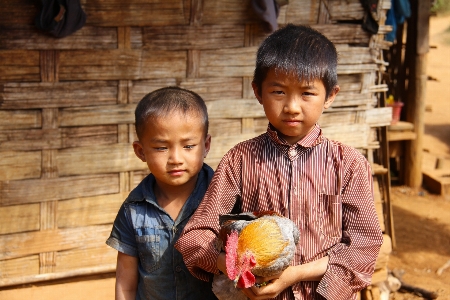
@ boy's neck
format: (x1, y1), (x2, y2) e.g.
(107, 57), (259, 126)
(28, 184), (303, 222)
(153, 175), (198, 220)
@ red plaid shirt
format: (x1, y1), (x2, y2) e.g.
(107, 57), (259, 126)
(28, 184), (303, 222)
(175, 124), (383, 300)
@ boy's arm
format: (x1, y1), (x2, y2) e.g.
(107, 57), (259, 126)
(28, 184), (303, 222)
(175, 153), (241, 280)
(317, 154), (383, 299)
(115, 252), (138, 300)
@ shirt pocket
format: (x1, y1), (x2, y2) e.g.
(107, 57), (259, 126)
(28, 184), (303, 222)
(318, 194), (342, 239)
(136, 231), (161, 272)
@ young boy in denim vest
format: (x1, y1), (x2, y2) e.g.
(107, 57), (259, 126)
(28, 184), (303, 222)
(175, 25), (383, 300)
(106, 87), (217, 300)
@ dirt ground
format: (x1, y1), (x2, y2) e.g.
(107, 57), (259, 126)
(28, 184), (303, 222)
(386, 13), (450, 300)
(0, 14), (449, 300)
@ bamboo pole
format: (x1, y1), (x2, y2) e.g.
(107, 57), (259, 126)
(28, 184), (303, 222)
(404, 0), (429, 188)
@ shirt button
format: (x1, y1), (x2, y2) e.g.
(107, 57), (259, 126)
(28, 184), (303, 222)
(176, 266), (182, 272)
(289, 149), (296, 156)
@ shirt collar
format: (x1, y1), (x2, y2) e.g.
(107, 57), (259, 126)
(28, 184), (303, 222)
(266, 123), (324, 148)
(125, 164), (214, 222)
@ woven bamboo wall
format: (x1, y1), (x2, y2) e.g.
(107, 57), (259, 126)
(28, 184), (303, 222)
(0, 0), (392, 287)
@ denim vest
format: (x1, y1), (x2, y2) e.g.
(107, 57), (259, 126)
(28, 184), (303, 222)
(106, 164), (217, 300)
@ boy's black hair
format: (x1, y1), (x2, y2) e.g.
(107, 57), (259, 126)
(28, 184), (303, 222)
(135, 86), (209, 140)
(253, 24), (338, 98)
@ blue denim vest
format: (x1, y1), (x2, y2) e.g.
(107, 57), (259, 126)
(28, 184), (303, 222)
(106, 164), (217, 300)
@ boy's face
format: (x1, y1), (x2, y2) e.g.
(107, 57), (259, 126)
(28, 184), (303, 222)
(133, 110), (211, 191)
(253, 68), (339, 145)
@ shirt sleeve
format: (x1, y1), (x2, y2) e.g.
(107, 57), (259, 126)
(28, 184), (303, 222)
(175, 151), (242, 281)
(317, 151), (384, 299)
(106, 202), (138, 257)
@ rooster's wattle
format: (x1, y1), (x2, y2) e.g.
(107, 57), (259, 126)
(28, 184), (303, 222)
(212, 211), (300, 299)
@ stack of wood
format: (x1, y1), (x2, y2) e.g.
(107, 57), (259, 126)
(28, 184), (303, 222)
(0, 0), (394, 290)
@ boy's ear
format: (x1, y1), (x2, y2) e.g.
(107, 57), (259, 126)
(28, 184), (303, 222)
(133, 141), (146, 162)
(324, 85), (340, 109)
(251, 82), (263, 104)
(203, 134), (212, 158)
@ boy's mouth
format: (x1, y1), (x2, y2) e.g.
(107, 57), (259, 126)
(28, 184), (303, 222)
(283, 119), (301, 126)
(168, 169), (185, 176)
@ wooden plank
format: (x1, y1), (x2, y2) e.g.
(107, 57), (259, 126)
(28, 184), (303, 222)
(57, 99), (265, 128)
(0, 203), (40, 235)
(0, 264), (116, 288)
(58, 50), (187, 80)
(54, 245), (118, 273)
(423, 170), (450, 200)
(0, 150), (41, 181)
(140, 25), (245, 50)
(0, 81), (118, 109)
(56, 144), (146, 176)
(332, 92), (376, 108)
(0, 50), (40, 81)
(337, 64), (378, 74)
(318, 111), (358, 127)
(0, 126), (119, 151)
(207, 99), (265, 119)
(336, 45), (374, 64)
(0, 174), (120, 206)
(0, 255), (39, 281)
(387, 131), (417, 141)
(313, 24), (370, 45)
(0, 109), (41, 130)
(179, 78), (243, 101)
(57, 192), (127, 228)
(0, 129), (61, 151)
(199, 47), (257, 78)
(365, 107), (393, 127)
(85, 0), (190, 26)
(0, 0), (37, 26)
(0, 225), (112, 260)
(209, 119), (242, 137)
(129, 79), (178, 103)
(131, 170), (151, 188)
(328, 0), (364, 21)
(388, 121), (414, 131)
(283, 0), (321, 24)
(207, 133), (259, 160)
(322, 124), (371, 148)
(62, 125), (118, 148)
(202, 0), (258, 25)
(0, 26), (118, 50)
(59, 104), (135, 127)
(373, 177), (385, 232)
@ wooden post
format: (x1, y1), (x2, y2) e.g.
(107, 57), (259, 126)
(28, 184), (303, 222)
(404, 0), (430, 188)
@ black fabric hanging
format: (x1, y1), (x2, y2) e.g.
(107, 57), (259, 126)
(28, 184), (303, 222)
(359, 0), (379, 34)
(35, 0), (86, 38)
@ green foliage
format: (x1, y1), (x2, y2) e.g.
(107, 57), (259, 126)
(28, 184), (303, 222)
(432, 0), (450, 14)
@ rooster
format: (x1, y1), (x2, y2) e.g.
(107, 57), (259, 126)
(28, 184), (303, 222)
(212, 211), (300, 300)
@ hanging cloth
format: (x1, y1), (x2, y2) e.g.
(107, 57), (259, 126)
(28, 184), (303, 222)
(359, 0), (380, 34)
(35, 0), (87, 38)
(385, 0), (411, 42)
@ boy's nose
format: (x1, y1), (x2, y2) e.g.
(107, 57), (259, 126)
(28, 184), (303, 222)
(168, 148), (183, 164)
(283, 98), (301, 114)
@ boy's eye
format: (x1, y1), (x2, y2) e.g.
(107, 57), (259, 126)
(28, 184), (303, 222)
(154, 147), (167, 151)
(271, 90), (284, 95)
(184, 145), (195, 149)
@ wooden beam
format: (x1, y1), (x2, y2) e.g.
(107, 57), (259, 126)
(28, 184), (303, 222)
(404, 0), (430, 188)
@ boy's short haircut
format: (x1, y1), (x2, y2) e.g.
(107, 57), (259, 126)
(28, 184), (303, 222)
(253, 24), (338, 98)
(135, 86), (209, 140)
